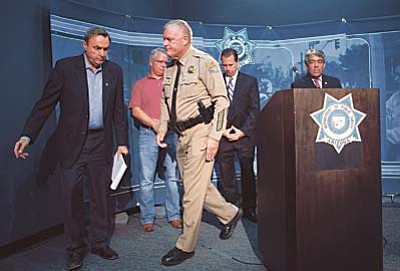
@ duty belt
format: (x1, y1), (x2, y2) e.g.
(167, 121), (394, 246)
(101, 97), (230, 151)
(170, 114), (211, 136)
(167, 101), (215, 137)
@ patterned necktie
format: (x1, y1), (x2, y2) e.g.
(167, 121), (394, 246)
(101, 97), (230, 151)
(313, 78), (321, 88)
(170, 61), (181, 126)
(227, 77), (234, 101)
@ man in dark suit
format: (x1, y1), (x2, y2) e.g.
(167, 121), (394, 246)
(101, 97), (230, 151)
(216, 48), (260, 223)
(13, 27), (128, 270)
(291, 49), (342, 88)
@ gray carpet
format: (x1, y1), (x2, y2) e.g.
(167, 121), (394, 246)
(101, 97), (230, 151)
(383, 203), (400, 271)
(0, 204), (399, 271)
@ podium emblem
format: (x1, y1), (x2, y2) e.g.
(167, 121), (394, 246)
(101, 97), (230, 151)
(215, 27), (257, 67)
(310, 93), (366, 154)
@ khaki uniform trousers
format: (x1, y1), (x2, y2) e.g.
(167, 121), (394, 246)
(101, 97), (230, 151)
(175, 123), (238, 252)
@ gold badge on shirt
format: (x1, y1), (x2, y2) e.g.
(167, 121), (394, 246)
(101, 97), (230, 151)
(187, 65), (195, 74)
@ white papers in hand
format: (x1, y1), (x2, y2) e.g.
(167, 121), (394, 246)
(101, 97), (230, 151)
(110, 152), (127, 190)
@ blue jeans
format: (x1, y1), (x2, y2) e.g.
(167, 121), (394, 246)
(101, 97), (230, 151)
(138, 127), (180, 224)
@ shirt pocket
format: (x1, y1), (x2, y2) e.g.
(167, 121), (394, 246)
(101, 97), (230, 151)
(179, 72), (199, 98)
(163, 77), (173, 102)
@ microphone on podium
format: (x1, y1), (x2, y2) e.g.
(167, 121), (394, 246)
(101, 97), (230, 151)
(292, 66), (300, 79)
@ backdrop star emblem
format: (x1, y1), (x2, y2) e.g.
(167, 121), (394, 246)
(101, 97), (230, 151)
(215, 27), (257, 67)
(310, 93), (367, 154)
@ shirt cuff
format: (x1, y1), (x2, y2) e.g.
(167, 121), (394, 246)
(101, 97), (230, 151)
(20, 136), (31, 143)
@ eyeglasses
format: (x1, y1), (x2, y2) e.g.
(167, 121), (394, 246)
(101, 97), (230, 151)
(154, 59), (168, 64)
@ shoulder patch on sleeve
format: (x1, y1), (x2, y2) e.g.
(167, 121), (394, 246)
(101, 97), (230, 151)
(216, 109), (226, 131)
(205, 59), (218, 73)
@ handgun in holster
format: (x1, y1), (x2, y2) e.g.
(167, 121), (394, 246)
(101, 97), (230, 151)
(197, 100), (215, 124)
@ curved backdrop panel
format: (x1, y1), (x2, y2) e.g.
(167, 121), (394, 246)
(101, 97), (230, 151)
(50, 11), (400, 198)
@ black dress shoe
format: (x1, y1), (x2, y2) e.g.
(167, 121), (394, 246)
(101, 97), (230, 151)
(67, 251), (85, 270)
(243, 210), (258, 223)
(161, 247), (194, 266)
(220, 209), (241, 240)
(92, 246), (119, 260)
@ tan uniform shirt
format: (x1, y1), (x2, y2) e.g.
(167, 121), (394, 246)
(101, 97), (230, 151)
(159, 46), (229, 141)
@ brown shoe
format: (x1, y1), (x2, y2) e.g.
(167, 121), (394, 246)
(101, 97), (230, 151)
(169, 219), (182, 229)
(143, 223), (153, 232)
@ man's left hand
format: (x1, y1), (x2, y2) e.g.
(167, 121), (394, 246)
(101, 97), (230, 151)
(117, 146), (129, 159)
(205, 137), (219, 162)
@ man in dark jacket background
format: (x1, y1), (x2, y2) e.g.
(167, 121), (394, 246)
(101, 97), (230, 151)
(216, 48), (260, 223)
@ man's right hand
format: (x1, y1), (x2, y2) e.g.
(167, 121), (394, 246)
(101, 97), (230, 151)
(151, 119), (159, 133)
(156, 131), (167, 148)
(14, 138), (30, 159)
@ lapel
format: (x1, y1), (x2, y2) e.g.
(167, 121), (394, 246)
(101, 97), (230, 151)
(233, 72), (243, 101)
(102, 60), (111, 118)
(76, 55), (89, 108)
(321, 74), (329, 88)
(305, 74), (317, 88)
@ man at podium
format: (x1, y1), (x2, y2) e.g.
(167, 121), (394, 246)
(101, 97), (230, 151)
(291, 49), (342, 89)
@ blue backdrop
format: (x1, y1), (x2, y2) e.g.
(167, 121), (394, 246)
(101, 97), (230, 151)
(50, 12), (400, 197)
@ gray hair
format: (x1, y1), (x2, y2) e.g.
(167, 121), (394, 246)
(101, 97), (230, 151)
(150, 47), (167, 60)
(164, 19), (193, 43)
(305, 49), (326, 63)
(84, 27), (111, 43)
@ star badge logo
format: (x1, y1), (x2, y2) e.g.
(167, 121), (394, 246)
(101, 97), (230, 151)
(310, 93), (367, 154)
(215, 27), (257, 67)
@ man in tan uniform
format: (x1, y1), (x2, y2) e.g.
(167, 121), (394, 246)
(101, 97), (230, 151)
(156, 19), (240, 266)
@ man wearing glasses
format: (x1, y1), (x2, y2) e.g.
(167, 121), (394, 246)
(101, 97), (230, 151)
(129, 48), (182, 233)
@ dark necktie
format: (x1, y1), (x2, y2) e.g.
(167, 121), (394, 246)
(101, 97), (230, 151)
(170, 61), (181, 126)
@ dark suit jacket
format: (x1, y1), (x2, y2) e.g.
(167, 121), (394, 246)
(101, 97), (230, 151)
(291, 73), (342, 89)
(22, 54), (128, 169)
(225, 72), (260, 142)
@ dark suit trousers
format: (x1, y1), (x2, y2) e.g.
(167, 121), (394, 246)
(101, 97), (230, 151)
(217, 137), (257, 212)
(61, 130), (113, 255)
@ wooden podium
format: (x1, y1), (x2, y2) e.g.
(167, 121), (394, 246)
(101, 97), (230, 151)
(256, 88), (382, 271)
